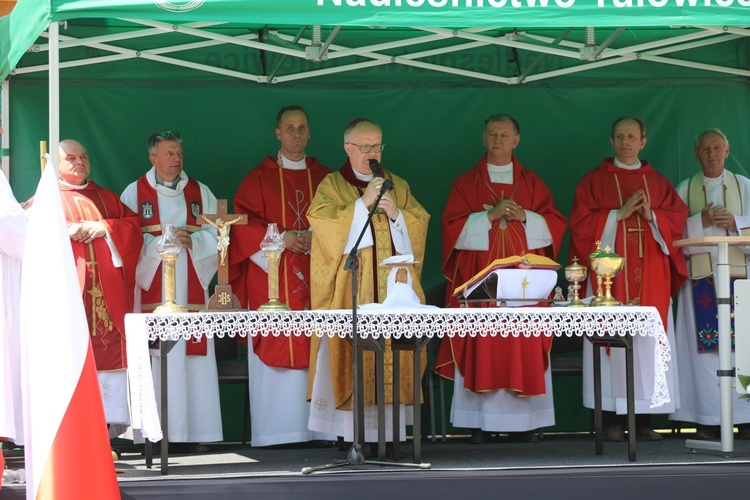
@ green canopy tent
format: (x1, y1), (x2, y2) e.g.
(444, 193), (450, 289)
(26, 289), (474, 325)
(1, 0), (750, 436)
(2, 1), (749, 288)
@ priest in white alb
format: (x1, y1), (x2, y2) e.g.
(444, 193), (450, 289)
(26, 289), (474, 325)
(121, 130), (222, 450)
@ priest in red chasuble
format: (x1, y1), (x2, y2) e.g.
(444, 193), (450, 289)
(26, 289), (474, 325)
(434, 114), (568, 444)
(57, 139), (142, 429)
(307, 118), (429, 444)
(569, 116), (688, 442)
(228, 105), (334, 447)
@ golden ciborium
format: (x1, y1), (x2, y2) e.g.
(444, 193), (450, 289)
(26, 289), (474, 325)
(153, 224), (187, 314)
(564, 256), (588, 307)
(590, 245), (625, 307)
(588, 241), (606, 306)
(258, 222), (291, 311)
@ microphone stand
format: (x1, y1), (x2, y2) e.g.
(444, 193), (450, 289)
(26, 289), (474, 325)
(303, 177), (426, 474)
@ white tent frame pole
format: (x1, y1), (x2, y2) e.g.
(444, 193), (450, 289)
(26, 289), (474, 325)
(1, 79), (9, 181)
(49, 21), (59, 177)
(35, 21), (226, 51)
(10, 22), (750, 86)
(420, 27), (581, 60)
(19, 32), (266, 82)
(273, 38), (509, 84)
(121, 18), (304, 58)
(524, 33), (744, 83)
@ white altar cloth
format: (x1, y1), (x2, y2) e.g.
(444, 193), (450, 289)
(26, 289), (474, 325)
(124, 306), (670, 438)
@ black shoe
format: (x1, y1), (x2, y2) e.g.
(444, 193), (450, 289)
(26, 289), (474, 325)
(470, 429), (488, 444)
(694, 425), (719, 441)
(603, 425), (625, 442)
(635, 427), (663, 441)
(737, 424), (750, 440)
(508, 431), (540, 443)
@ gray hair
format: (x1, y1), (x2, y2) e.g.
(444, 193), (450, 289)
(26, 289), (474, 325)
(343, 118), (381, 142)
(147, 130), (182, 155)
(694, 128), (729, 151)
(484, 114), (520, 134)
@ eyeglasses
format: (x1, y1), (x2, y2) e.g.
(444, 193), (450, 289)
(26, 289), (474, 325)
(346, 142), (385, 153)
(149, 130), (181, 150)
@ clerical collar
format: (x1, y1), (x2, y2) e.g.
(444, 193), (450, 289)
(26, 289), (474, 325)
(155, 172), (180, 190)
(613, 157), (642, 170)
(487, 161), (513, 171)
(59, 178), (89, 190)
(277, 151), (307, 170)
(704, 171), (725, 184)
(487, 161), (513, 184)
(352, 167), (375, 183)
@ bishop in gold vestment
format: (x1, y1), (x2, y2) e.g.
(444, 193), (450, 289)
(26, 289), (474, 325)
(306, 119), (429, 442)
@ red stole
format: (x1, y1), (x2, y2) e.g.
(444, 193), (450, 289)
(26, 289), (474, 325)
(435, 156), (568, 395)
(136, 175), (207, 355)
(59, 181), (142, 371)
(229, 156), (331, 368)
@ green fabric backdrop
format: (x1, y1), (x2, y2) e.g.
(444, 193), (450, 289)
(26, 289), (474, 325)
(6, 81), (749, 290)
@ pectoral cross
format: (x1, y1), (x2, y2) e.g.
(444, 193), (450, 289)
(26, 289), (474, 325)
(198, 199), (248, 311)
(626, 216), (645, 258)
(521, 276), (529, 299)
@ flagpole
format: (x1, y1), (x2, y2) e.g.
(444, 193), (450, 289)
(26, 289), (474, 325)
(48, 21), (59, 177)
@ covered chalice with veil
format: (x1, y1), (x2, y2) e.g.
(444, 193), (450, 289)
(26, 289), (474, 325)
(589, 245), (625, 306)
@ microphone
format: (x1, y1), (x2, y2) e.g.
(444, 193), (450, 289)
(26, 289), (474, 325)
(368, 159), (393, 191)
(368, 159), (382, 177)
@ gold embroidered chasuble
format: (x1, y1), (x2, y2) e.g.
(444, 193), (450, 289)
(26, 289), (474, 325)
(307, 167), (430, 410)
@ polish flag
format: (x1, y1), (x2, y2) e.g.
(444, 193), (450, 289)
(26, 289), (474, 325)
(20, 159), (120, 499)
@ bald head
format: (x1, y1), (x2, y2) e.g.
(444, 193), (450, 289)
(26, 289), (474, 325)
(58, 139), (91, 185)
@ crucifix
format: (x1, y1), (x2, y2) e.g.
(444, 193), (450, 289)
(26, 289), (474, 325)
(521, 276), (530, 300)
(626, 216), (645, 258)
(198, 199), (247, 311)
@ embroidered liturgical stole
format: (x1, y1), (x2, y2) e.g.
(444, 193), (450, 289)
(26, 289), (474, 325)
(687, 170), (749, 279)
(687, 171), (746, 352)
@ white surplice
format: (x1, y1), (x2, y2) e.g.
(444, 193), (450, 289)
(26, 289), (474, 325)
(669, 172), (750, 426)
(0, 173), (26, 444)
(122, 167), (222, 443)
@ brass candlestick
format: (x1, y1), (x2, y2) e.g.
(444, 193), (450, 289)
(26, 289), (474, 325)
(153, 224), (187, 314)
(565, 256), (588, 307)
(590, 245), (625, 307)
(259, 223), (290, 311)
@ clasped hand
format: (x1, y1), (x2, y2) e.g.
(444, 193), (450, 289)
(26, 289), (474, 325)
(284, 230), (312, 254)
(617, 189), (653, 222)
(488, 198), (526, 223)
(362, 178), (398, 220)
(68, 221), (107, 244)
(702, 202), (737, 232)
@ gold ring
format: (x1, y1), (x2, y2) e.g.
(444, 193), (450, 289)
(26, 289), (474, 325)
(505, 207), (511, 212)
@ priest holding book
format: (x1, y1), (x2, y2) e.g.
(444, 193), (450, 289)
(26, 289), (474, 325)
(435, 113), (568, 443)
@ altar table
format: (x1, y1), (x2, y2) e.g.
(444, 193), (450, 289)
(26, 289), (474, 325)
(125, 305), (669, 472)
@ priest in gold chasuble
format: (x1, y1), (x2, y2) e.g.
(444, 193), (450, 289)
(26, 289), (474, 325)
(307, 118), (430, 443)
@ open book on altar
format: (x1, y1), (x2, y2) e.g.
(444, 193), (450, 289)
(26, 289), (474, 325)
(453, 254), (562, 306)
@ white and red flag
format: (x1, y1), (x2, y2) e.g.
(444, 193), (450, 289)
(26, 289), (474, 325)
(20, 159), (120, 499)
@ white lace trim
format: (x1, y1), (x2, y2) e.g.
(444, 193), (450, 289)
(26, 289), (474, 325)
(131, 306), (670, 409)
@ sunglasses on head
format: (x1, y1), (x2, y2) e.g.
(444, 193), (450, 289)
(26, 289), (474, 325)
(149, 130), (180, 149)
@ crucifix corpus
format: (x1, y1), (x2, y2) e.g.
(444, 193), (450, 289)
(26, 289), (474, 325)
(199, 199), (247, 311)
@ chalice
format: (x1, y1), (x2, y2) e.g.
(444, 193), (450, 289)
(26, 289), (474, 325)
(589, 246), (625, 307)
(564, 256), (588, 307)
